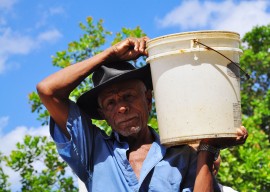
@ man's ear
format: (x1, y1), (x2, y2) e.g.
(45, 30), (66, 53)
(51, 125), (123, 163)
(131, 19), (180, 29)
(97, 108), (105, 119)
(98, 108), (111, 126)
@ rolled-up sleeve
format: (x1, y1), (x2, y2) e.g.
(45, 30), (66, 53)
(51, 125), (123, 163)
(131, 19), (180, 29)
(50, 100), (97, 182)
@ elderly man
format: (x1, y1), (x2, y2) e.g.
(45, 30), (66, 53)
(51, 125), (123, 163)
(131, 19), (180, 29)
(37, 37), (247, 191)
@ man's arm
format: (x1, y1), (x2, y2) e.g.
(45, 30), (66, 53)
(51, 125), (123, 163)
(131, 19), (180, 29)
(194, 126), (248, 191)
(194, 151), (216, 192)
(36, 37), (149, 138)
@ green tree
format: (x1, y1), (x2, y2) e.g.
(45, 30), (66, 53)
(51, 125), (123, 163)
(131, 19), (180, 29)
(218, 117), (270, 191)
(0, 152), (11, 192)
(1, 136), (78, 191)
(217, 25), (270, 192)
(240, 24), (270, 138)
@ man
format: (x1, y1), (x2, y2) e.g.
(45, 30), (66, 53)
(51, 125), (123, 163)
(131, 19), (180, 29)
(37, 37), (248, 191)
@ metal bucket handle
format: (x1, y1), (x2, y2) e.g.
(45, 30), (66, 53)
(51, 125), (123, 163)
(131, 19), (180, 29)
(193, 39), (250, 80)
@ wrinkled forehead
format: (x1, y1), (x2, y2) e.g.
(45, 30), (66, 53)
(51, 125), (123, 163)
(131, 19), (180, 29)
(98, 79), (145, 99)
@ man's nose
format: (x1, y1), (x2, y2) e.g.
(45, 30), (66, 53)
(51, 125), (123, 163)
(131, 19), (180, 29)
(118, 104), (129, 114)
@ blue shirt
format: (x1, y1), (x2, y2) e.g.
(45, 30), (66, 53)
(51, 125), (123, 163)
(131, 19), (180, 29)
(50, 101), (199, 191)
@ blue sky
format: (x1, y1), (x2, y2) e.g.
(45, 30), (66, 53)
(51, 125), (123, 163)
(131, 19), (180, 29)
(0, 0), (270, 189)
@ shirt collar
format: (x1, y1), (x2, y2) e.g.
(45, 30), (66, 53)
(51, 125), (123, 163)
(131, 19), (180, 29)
(149, 128), (167, 158)
(99, 129), (122, 142)
(105, 127), (166, 156)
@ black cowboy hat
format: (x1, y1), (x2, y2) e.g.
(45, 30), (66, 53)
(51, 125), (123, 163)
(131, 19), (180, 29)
(77, 61), (152, 120)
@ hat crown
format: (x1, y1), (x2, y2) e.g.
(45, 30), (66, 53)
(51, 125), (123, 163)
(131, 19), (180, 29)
(92, 62), (135, 87)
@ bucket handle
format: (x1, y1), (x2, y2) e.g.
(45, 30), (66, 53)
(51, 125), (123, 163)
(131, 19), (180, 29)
(193, 39), (250, 80)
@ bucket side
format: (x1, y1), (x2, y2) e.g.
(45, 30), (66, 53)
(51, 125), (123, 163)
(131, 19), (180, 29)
(150, 51), (241, 146)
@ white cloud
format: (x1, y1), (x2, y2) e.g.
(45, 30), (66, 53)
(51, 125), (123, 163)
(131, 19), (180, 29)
(0, 3), (64, 74)
(49, 6), (65, 15)
(37, 28), (62, 43)
(0, 17), (6, 25)
(157, 0), (210, 30)
(0, 125), (49, 155)
(35, 6), (66, 28)
(0, 125), (79, 191)
(0, 116), (9, 136)
(0, 125), (49, 191)
(0, 0), (17, 10)
(0, 28), (36, 74)
(214, 1), (270, 37)
(0, 28), (36, 54)
(0, 55), (7, 72)
(157, 0), (270, 37)
(0, 27), (62, 74)
(0, 27), (62, 55)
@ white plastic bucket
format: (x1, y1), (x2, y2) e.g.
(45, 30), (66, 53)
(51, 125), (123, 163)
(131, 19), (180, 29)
(146, 31), (242, 146)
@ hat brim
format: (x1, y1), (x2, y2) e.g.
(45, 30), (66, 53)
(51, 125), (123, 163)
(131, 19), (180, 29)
(77, 64), (152, 120)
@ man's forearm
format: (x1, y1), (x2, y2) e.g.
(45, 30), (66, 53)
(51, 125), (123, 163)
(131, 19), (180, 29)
(37, 47), (113, 100)
(194, 151), (215, 192)
(36, 47), (114, 135)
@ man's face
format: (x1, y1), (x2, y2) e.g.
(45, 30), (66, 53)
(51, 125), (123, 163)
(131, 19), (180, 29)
(98, 80), (152, 137)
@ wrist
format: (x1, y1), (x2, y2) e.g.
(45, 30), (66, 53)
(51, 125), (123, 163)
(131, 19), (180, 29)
(197, 151), (215, 166)
(101, 46), (118, 64)
(197, 143), (220, 161)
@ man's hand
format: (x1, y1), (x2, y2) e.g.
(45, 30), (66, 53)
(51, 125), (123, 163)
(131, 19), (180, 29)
(194, 126), (248, 192)
(201, 126), (248, 149)
(107, 37), (149, 62)
(235, 125), (248, 144)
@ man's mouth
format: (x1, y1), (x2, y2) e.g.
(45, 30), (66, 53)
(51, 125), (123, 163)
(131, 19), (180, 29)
(117, 116), (138, 125)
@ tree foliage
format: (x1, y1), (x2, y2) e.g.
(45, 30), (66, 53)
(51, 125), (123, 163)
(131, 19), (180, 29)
(0, 136), (78, 191)
(240, 24), (270, 137)
(218, 117), (270, 191)
(0, 152), (11, 192)
(1, 17), (268, 191)
(217, 25), (270, 191)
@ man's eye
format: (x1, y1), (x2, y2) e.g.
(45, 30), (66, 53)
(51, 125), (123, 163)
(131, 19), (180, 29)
(104, 100), (115, 110)
(107, 100), (115, 105)
(124, 94), (134, 100)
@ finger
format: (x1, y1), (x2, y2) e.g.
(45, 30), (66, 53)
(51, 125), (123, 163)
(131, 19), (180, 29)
(140, 36), (150, 47)
(238, 126), (248, 139)
(240, 125), (246, 131)
(143, 36), (150, 41)
(138, 37), (147, 54)
(128, 37), (140, 51)
(241, 126), (248, 135)
(235, 133), (248, 145)
(112, 44), (119, 55)
(236, 127), (245, 136)
(143, 36), (150, 55)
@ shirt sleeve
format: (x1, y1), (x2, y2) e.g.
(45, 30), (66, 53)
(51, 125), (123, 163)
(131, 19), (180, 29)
(50, 100), (98, 182)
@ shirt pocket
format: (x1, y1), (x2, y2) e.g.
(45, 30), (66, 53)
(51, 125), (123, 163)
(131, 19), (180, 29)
(148, 164), (182, 191)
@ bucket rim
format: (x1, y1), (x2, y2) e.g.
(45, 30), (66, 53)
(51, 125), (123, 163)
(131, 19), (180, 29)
(146, 47), (243, 63)
(146, 30), (240, 48)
